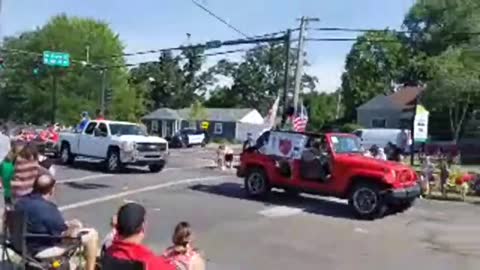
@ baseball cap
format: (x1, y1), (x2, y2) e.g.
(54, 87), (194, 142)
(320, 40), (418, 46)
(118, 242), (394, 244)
(116, 203), (146, 237)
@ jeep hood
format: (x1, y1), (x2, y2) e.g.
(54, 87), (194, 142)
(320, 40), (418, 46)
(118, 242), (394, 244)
(335, 153), (410, 171)
(113, 135), (167, 144)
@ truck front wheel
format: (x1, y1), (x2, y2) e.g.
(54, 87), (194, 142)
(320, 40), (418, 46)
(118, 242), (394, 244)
(349, 182), (387, 220)
(149, 163), (165, 173)
(106, 149), (123, 173)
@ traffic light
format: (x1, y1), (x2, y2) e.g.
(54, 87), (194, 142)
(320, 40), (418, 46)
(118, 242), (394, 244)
(105, 88), (113, 105)
(33, 56), (43, 76)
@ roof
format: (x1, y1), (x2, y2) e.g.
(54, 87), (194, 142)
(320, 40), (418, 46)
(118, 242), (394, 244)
(388, 86), (424, 109)
(357, 86), (424, 111)
(143, 107), (256, 122)
(142, 108), (181, 120)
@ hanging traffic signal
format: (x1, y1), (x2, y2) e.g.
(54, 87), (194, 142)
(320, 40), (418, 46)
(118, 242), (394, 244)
(105, 88), (113, 105)
(33, 56), (43, 76)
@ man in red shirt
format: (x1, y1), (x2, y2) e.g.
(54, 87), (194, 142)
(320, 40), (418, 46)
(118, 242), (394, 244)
(105, 203), (174, 270)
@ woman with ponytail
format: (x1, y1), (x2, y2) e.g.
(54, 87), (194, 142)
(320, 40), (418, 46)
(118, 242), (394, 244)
(163, 222), (205, 270)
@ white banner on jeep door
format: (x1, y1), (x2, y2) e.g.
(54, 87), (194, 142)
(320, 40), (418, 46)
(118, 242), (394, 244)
(266, 131), (307, 159)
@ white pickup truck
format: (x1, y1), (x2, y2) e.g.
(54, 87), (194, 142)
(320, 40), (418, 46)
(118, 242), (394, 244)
(59, 120), (168, 173)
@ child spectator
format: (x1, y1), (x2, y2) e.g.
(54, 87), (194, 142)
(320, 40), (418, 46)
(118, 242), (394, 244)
(163, 222), (205, 270)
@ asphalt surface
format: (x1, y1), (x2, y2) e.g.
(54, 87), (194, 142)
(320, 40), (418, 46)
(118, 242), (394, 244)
(4, 147), (480, 269)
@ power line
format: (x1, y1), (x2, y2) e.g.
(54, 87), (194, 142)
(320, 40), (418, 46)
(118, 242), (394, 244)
(308, 27), (480, 36)
(190, 0), (249, 38)
(305, 37), (406, 43)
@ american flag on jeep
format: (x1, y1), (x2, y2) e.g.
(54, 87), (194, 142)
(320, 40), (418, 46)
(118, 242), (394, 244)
(293, 103), (308, 132)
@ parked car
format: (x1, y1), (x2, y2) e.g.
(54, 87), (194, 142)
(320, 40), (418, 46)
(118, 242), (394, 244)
(59, 120), (168, 173)
(167, 128), (206, 148)
(237, 130), (421, 220)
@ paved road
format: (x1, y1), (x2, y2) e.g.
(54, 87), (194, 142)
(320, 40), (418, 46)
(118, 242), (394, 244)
(6, 148), (480, 269)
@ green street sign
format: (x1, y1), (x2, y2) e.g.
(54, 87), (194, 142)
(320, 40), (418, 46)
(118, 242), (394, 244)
(43, 51), (70, 67)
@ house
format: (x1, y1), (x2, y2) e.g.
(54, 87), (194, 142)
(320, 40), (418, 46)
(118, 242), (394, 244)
(356, 86), (424, 129)
(142, 107), (268, 141)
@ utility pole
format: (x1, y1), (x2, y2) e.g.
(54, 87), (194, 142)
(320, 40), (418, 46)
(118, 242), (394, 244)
(100, 69), (106, 115)
(293, 16), (319, 114)
(335, 91), (342, 119)
(281, 29), (291, 128)
(85, 45), (90, 64)
(51, 72), (57, 124)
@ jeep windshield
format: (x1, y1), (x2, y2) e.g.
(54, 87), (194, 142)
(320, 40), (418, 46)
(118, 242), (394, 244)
(330, 135), (362, 154)
(110, 124), (147, 136)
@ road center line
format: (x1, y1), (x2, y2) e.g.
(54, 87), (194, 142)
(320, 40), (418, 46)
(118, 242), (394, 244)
(56, 166), (211, 184)
(59, 175), (230, 211)
(58, 174), (114, 184)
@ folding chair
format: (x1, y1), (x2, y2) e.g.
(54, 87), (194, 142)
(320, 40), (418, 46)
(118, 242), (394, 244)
(2, 208), (84, 270)
(100, 255), (144, 270)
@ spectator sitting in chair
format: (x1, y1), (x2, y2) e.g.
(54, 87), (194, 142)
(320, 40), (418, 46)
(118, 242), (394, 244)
(14, 174), (99, 270)
(105, 203), (174, 270)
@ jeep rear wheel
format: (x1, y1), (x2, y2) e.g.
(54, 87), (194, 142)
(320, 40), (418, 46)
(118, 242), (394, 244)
(244, 168), (270, 198)
(349, 182), (387, 220)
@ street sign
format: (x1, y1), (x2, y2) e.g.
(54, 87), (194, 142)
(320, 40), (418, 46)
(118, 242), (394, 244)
(43, 51), (70, 67)
(413, 105), (429, 142)
(201, 121), (209, 130)
(205, 40), (222, 49)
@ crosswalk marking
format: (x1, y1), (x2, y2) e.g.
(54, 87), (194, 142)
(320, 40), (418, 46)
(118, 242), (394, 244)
(258, 206), (303, 218)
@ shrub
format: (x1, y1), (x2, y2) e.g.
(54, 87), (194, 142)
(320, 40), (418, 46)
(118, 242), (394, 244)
(340, 123), (362, 133)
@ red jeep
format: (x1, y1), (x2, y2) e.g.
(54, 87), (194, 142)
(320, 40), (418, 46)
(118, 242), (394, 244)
(237, 130), (420, 219)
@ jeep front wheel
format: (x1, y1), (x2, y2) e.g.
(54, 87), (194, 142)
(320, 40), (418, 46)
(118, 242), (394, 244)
(244, 168), (270, 198)
(349, 182), (386, 220)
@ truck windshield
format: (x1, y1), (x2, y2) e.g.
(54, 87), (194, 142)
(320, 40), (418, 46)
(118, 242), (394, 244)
(330, 135), (362, 154)
(110, 124), (147, 136)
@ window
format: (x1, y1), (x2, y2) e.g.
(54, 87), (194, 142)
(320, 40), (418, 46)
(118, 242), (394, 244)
(110, 124), (146, 136)
(98, 123), (108, 134)
(214, 123), (223, 135)
(474, 110), (480, 121)
(84, 122), (97, 135)
(371, 118), (387, 128)
(151, 120), (158, 132)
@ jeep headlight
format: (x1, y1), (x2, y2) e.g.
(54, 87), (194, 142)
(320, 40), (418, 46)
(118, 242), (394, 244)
(122, 141), (136, 152)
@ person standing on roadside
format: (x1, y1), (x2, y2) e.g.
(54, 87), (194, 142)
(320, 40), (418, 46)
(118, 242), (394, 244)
(1, 142), (17, 207)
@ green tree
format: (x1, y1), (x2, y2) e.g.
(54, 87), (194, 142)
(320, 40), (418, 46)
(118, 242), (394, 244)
(208, 44), (318, 115)
(403, 0), (480, 56)
(188, 100), (208, 122)
(302, 91), (340, 131)
(341, 31), (412, 120)
(0, 14), (138, 124)
(423, 48), (480, 141)
(129, 47), (216, 111)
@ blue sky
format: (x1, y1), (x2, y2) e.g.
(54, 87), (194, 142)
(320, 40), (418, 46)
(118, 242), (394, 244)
(1, 0), (415, 92)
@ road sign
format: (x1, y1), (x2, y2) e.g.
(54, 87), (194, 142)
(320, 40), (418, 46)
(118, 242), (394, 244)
(205, 40), (222, 49)
(43, 51), (70, 67)
(201, 121), (209, 129)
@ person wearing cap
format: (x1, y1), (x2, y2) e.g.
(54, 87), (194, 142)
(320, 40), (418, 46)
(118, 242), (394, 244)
(15, 174), (99, 270)
(105, 203), (175, 270)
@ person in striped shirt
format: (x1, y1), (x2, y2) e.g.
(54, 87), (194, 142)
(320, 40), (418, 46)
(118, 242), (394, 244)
(11, 143), (40, 199)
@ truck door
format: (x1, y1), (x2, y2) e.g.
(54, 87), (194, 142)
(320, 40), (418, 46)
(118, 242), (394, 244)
(79, 122), (98, 157)
(91, 122), (110, 158)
